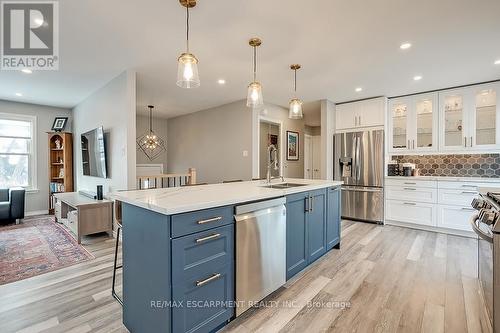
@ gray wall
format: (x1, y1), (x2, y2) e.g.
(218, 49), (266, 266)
(167, 100), (252, 184)
(73, 70), (137, 195)
(0, 100), (71, 213)
(136, 114), (168, 171)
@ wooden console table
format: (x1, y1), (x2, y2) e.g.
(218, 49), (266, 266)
(54, 192), (113, 244)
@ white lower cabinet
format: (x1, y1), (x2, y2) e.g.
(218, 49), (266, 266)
(386, 200), (436, 226)
(385, 177), (500, 236)
(437, 205), (475, 231)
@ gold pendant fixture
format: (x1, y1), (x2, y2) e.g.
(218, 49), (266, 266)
(246, 37), (263, 108)
(177, 0), (200, 89)
(137, 105), (166, 161)
(289, 64), (303, 119)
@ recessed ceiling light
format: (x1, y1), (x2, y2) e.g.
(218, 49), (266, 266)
(495, 59), (500, 65)
(355, 87), (363, 92)
(413, 75), (422, 81)
(21, 69), (32, 74)
(15, 92), (23, 97)
(34, 18), (44, 25)
(217, 79), (226, 85)
(400, 42), (412, 50)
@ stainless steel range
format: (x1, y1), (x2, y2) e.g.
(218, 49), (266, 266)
(470, 190), (500, 332)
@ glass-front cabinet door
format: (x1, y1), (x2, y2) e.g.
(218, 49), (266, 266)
(470, 83), (499, 150)
(389, 98), (410, 152)
(413, 93), (438, 152)
(439, 88), (469, 151)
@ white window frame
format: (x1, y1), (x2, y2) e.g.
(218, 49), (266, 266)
(0, 112), (37, 191)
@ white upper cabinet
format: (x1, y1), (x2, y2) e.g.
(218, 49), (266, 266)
(335, 97), (385, 131)
(388, 93), (438, 154)
(439, 82), (500, 152)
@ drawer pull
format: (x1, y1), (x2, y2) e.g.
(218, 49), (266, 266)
(196, 273), (221, 287)
(462, 185), (478, 188)
(404, 182), (417, 185)
(195, 233), (221, 243)
(403, 187), (417, 191)
(403, 202), (417, 206)
(461, 191), (477, 194)
(461, 208), (475, 211)
(197, 216), (223, 225)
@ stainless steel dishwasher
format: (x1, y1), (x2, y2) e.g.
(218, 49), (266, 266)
(235, 197), (286, 316)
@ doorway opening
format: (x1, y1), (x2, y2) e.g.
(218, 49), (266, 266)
(259, 118), (282, 179)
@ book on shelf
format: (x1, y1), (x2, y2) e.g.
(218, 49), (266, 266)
(50, 182), (65, 193)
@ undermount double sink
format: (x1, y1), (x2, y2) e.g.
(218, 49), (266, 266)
(261, 182), (309, 189)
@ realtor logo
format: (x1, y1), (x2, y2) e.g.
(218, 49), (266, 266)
(1, 1), (59, 70)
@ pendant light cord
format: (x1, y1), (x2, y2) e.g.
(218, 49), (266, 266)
(253, 46), (257, 82)
(186, 4), (190, 52)
(149, 106), (153, 133)
(294, 69), (297, 92)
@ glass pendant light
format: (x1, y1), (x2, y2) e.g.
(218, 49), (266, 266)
(177, 0), (200, 88)
(246, 38), (263, 108)
(289, 64), (303, 119)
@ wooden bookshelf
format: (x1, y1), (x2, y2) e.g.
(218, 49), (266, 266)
(48, 132), (74, 214)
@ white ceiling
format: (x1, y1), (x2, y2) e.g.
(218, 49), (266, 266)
(1, 0), (500, 118)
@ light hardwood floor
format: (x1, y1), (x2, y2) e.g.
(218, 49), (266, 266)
(0, 221), (490, 333)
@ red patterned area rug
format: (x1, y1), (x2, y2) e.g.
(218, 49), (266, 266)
(0, 215), (94, 285)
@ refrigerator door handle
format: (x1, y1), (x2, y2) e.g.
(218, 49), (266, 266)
(342, 186), (382, 193)
(356, 136), (361, 181)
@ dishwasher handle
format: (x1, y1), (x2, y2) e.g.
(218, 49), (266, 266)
(234, 204), (286, 222)
(235, 197), (286, 215)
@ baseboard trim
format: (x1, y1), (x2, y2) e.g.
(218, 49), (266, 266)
(385, 219), (477, 238)
(25, 210), (49, 217)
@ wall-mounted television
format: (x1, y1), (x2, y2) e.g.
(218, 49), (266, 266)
(81, 126), (107, 178)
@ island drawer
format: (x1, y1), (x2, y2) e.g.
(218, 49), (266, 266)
(172, 263), (234, 333)
(172, 224), (234, 284)
(171, 205), (234, 238)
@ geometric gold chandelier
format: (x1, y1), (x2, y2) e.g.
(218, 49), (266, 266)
(136, 105), (166, 161)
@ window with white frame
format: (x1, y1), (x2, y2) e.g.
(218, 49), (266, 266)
(0, 113), (37, 190)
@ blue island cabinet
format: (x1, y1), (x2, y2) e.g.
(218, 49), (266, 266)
(122, 203), (235, 333)
(285, 186), (341, 280)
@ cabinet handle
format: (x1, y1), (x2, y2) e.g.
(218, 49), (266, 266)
(358, 116), (362, 126)
(461, 208), (475, 211)
(413, 140), (415, 149)
(464, 137), (467, 147)
(197, 216), (223, 225)
(310, 196), (314, 213)
(403, 187), (417, 191)
(195, 233), (221, 243)
(196, 273), (222, 287)
(470, 136), (473, 147)
(305, 197), (309, 213)
(403, 202), (416, 206)
(461, 191), (477, 194)
(462, 185), (477, 188)
(408, 140), (411, 149)
(404, 182), (417, 185)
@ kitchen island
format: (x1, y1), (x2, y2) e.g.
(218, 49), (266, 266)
(113, 178), (343, 333)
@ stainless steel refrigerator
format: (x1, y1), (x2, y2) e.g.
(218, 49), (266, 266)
(334, 130), (384, 223)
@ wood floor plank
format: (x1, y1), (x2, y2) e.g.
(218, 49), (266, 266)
(421, 302), (444, 333)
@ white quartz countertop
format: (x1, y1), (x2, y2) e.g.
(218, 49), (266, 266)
(112, 178), (343, 215)
(385, 176), (500, 183)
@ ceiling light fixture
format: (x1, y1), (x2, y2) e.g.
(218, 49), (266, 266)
(21, 69), (32, 74)
(15, 92), (22, 97)
(413, 75), (422, 81)
(495, 59), (500, 65)
(218, 79), (226, 85)
(136, 105), (166, 160)
(246, 38), (263, 108)
(289, 64), (303, 119)
(355, 87), (363, 92)
(400, 42), (412, 50)
(176, 0), (200, 89)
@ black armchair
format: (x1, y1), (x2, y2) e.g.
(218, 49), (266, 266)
(0, 187), (25, 225)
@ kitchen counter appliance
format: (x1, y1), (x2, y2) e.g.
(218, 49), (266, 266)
(235, 197), (286, 316)
(470, 190), (500, 332)
(334, 130), (384, 223)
